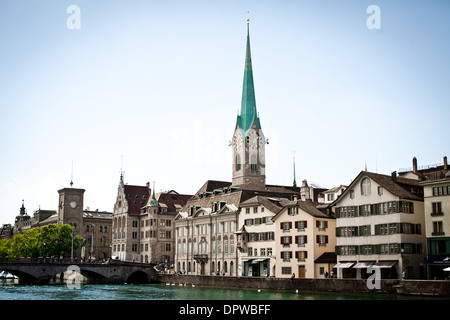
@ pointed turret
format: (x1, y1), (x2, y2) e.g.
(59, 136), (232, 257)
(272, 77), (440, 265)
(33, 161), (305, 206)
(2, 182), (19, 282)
(149, 181), (159, 207)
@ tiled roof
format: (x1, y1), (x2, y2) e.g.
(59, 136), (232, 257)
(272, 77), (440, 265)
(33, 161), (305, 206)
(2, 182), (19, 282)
(240, 195), (284, 214)
(83, 210), (113, 220)
(150, 192), (193, 214)
(181, 180), (300, 213)
(330, 171), (423, 206)
(272, 199), (332, 220)
(363, 171), (423, 201)
(124, 185), (150, 215)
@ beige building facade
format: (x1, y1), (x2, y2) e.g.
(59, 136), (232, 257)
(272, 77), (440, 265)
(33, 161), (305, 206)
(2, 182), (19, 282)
(272, 199), (336, 279)
(112, 176), (191, 264)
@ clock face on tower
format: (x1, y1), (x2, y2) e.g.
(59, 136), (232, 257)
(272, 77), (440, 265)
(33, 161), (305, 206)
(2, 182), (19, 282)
(69, 201), (77, 209)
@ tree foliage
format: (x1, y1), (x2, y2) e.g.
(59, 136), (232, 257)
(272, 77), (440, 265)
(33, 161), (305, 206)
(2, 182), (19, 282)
(0, 224), (84, 258)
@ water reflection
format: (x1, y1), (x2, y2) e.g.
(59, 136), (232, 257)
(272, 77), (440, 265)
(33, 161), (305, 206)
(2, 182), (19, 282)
(0, 281), (445, 300)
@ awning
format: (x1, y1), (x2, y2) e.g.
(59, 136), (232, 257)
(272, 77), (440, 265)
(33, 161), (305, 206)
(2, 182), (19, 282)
(373, 261), (397, 268)
(353, 261), (375, 268)
(334, 262), (354, 268)
(251, 258), (268, 264)
(424, 255), (450, 266)
(443, 267), (450, 272)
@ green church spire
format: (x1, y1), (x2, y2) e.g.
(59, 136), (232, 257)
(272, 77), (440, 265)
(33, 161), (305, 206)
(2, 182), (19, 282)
(238, 22), (261, 133)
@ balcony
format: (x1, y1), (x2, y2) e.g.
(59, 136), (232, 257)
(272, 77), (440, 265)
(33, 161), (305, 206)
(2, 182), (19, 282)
(431, 211), (444, 217)
(193, 254), (208, 263)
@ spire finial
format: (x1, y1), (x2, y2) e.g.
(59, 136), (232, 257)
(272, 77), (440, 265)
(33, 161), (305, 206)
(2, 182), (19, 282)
(119, 155), (125, 182)
(293, 153), (297, 187)
(246, 10), (250, 24)
(70, 161), (74, 187)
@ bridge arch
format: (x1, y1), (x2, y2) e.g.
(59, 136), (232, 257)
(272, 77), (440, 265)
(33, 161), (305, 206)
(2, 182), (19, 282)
(126, 270), (151, 284)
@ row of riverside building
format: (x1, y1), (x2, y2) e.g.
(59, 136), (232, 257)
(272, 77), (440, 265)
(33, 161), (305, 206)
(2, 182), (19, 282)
(2, 23), (449, 281)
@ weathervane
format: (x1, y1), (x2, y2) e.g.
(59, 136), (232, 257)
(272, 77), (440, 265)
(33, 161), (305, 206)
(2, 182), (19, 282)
(70, 161), (74, 187)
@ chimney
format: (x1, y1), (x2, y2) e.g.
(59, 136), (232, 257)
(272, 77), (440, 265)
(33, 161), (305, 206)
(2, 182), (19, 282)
(412, 157), (417, 173)
(444, 156), (448, 170)
(391, 171), (397, 182)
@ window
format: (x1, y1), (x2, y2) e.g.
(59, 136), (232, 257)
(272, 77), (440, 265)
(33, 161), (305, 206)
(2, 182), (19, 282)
(317, 220), (328, 230)
(281, 222), (292, 232)
(288, 207), (298, 216)
(432, 202), (443, 216)
(250, 155), (257, 171)
(282, 251), (292, 261)
(350, 190), (355, 199)
(359, 225), (371, 236)
(281, 236), (292, 246)
(361, 178), (371, 196)
(296, 235), (307, 246)
(317, 235), (328, 246)
(295, 251), (307, 261)
(296, 220), (307, 230)
(281, 267), (292, 275)
(378, 186), (383, 196)
(433, 221), (444, 235)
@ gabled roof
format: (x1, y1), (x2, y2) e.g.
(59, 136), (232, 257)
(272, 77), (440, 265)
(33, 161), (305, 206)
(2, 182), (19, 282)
(181, 179), (300, 214)
(363, 171), (422, 201)
(272, 199), (333, 221)
(240, 195), (284, 214)
(330, 171), (423, 207)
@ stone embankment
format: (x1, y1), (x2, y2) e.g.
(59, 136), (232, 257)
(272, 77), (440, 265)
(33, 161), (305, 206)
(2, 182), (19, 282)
(158, 274), (450, 297)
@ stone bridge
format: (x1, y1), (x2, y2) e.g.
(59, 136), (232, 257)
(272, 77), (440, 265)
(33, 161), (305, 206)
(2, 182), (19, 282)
(0, 258), (159, 285)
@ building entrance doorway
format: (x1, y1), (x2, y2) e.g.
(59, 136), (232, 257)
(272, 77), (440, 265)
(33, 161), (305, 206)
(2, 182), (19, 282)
(299, 266), (306, 278)
(200, 262), (205, 275)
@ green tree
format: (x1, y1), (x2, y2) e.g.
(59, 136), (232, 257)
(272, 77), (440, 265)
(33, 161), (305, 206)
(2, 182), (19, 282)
(0, 224), (84, 258)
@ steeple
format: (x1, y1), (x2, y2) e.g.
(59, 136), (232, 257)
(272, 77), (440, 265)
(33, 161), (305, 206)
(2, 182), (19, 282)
(237, 22), (261, 134)
(19, 199), (27, 216)
(231, 19), (266, 187)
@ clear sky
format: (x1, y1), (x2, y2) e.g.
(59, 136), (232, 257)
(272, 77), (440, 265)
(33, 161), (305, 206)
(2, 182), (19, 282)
(0, 0), (449, 224)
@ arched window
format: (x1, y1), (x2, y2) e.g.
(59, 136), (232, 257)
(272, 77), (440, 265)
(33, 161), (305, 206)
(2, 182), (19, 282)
(235, 154), (241, 171)
(361, 178), (371, 196)
(250, 155), (257, 171)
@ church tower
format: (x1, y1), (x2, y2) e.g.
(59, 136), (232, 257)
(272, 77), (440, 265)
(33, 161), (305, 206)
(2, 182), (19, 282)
(232, 22), (266, 186)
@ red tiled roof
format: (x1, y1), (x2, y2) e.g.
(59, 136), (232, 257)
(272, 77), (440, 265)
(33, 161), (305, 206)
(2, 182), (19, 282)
(124, 185), (150, 215)
(153, 192), (193, 214)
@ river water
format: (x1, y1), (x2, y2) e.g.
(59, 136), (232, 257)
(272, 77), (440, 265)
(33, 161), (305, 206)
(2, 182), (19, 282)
(0, 279), (445, 300)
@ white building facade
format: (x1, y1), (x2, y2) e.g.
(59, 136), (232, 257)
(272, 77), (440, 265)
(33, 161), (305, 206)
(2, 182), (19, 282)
(334, 171), (426, 279)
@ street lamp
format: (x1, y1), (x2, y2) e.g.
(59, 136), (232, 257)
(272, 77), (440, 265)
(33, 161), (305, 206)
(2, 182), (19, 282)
(71, 229), (74, 261)
(91, 224), (95, 262)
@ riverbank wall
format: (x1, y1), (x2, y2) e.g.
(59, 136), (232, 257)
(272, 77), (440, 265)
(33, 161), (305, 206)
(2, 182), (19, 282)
(158, 274), (450, 297)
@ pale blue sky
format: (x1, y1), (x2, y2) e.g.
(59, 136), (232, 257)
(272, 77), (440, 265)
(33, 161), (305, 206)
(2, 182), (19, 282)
(0, 0), (449, 223)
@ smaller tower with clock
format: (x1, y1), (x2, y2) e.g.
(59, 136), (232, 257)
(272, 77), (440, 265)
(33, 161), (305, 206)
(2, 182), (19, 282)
(57, 187), (85, 231)
(232, 21), (266, 186)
